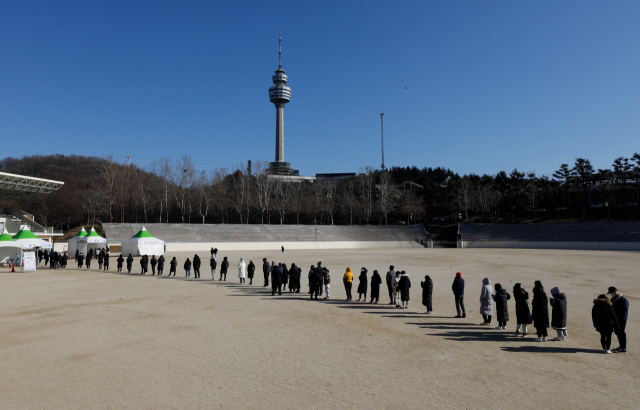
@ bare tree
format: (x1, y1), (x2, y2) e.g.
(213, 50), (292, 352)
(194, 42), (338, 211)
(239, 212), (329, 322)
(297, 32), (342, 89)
(288, 181), (305, 224)
(252, 160), (273, 224)
(196, 170), (212, 224)
(81, 189), (105, 226)
(149, 158), (173, 223)
(139, 174), (153, 224)
(310, 178), (325, 224)
(273, 179), (289, 224)
(341, 177), (357, 225)
(323, 179), (339, 225)
(231, 163), (250, 224)
(358, 167), (375, 224)
(173, 155), (196, 223)
(96, 155), (119, 222)
(378, 171), (396, 225)
(211, 167), (229, 223)
(456, 177), (473, 220)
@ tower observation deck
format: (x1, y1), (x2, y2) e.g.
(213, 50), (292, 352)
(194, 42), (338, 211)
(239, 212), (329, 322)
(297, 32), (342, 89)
(268, 34), (298, 176)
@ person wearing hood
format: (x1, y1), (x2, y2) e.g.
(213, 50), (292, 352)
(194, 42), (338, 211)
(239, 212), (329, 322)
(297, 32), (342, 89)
(452, 272), (466, 318)
(282, 263), (289, 291)
(357, 267), (368, 302)
(370, 270), (382, 304)
(492, 283), (511, 330)
(142, 255), (149, 275)
(247, 260), (255, 285)
(386, 266), (396, 305)
(592, 294), (620, 354)
(157, 255), (165, 275)
(608, 286), (629, 353)
(184, 258), (192, 278)
(210, 256), (217, 280)
(550, 287), (568, 341)
(169, 257), (177, 276)
(238, 258), (247, 283)
(288, 263), (298, 292)
(532, 281), (550, 342)
(323, 267), (331, 300)
(123, 254), (131, 273)
(343, 267), (354, 301)
(219, 256), (229, 281)
(398, 271), (412, 309)
(193, 254), (201, 279)
(513, 283), (532, 336)
(262, 258), (270, 287)
(479, 278), (494, 326)
(116, 254), (124, 272)
(271, 261), (282, 296)
(421, 275), (433, 314)
(98, 252), (104, 270)
(150, 255), (158, 275)
(77, 252), (84, 269)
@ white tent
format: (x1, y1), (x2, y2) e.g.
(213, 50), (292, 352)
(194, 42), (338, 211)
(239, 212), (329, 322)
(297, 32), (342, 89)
(0, 228), (22, 265)
(121, 227), (164, 256)
(13, 225), (52, 250)
(68, 226), (88, 256)
(77, 227), (108, 255)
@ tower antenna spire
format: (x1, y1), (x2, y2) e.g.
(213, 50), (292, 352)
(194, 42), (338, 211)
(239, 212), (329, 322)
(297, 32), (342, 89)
(278, 31), (282, 69)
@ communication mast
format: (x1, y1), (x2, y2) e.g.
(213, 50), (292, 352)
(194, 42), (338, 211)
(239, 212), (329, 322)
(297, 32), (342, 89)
(380, 113), (386, 170)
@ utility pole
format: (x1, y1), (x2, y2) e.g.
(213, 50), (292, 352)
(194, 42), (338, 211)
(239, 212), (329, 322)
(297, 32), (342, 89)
(380, 113), (386, 170)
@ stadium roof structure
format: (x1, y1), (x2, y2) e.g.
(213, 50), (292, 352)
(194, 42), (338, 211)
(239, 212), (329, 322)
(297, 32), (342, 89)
(0, 171), (64, 197)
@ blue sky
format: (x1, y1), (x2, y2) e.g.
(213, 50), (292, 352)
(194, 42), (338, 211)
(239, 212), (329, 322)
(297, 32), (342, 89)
(1, 1), (638, 177)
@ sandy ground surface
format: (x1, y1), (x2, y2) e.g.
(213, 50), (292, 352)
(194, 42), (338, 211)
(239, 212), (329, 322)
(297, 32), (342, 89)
(0, 248), (638, 410)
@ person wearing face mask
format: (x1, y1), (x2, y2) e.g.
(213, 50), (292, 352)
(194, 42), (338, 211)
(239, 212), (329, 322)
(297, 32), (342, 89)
(357, 267), (368, 302)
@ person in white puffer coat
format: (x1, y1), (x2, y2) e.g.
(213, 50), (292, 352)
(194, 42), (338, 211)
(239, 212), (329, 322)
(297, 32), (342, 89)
(238, 258), (247, 284)
(479, 278), (494, 326)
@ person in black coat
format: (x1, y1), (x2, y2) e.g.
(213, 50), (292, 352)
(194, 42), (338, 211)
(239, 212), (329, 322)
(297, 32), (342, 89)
(86, 252), (92, 269)
(219, 256), (229, 281)
(550, 287), (568, 341)
(44, 249), (50, 266)
(157, 255), (165, 275)
(61, 252), (68, 269)
(77, 252), (84, 269)
(452, 272), (466, 318)
(141, 255), (149, 275)
(98, 252), (104, 270)
(281, 263), (289, 290)
(386, 265), (396, 305)
(209, 257), (217, 280)
(184, 258), (192, 278)
(608, 286), (629, 353)
(262, 258), (270, 287)
(357, 268), (368, 301)
(117, 254), (124, 272)
(397, 271), (411, 309)
(492, 283), (511, 329)
(213, 248), (218, 259)
(288, 263), (298, 292)
(126, 254), (133, 273)
(421, 275), (433, 314)
(370, 270), (382, 303)
(150, 255), (158, 275)
(103, 253), (109, 271)
(193, 254), (201, 279)
(247, 260), (255, 285)
(169, 257), (177, 276)
(513, 283), (532, 336)
(270, 261), (282, 295)
(74, 249), (79, 262)
(532, 281), (550, 341)
(308, 264), (321, 300)
(592, 294), (620, 353)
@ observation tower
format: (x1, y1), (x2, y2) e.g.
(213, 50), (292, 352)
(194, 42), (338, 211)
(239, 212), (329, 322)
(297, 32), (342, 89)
(268, 34), (298, 176)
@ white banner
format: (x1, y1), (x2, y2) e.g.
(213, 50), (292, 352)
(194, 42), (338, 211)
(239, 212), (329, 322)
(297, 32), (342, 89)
(23, 251), (37, 272)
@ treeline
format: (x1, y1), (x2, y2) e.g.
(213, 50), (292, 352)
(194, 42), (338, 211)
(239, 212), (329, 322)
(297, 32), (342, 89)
(0, 153), (638, 230)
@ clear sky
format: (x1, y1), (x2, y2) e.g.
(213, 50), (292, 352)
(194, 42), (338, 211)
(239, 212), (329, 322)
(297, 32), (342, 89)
(1, 1), (639, 177)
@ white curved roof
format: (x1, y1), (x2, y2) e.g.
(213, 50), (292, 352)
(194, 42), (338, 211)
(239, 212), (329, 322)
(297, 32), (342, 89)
(0, 172), (64, 197)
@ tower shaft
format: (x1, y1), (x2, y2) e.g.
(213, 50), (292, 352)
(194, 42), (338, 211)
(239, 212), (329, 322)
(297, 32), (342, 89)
(275, 102), (285, 162)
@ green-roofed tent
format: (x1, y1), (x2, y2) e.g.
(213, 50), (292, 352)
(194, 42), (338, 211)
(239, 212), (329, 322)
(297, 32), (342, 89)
(0, 228), (22, 265)
(12, 225), (52, 250)
(77, 227), (107, 255)
(122, 226), (164, 256)
(68, 226), (89, 256)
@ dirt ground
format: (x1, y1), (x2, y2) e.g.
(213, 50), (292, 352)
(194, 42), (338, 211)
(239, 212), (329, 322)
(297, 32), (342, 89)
(0, 248), (638, 410)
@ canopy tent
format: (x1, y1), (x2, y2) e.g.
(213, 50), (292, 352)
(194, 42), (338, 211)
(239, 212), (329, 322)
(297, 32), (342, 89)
(0, 228), (22, 265)
(12, 225), (52, 250)
(68, 227), (88, 256)
(77, 227), (108, 256)
(121, 227), (164, 256)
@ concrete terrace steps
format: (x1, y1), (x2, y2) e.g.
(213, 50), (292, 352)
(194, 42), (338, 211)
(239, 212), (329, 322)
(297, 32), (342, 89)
(459, 221), (640, 243)
(101, 223), (429, 243)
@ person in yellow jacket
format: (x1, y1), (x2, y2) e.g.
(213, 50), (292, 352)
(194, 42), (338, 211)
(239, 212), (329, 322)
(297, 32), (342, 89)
(343, 267), (354, 301)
